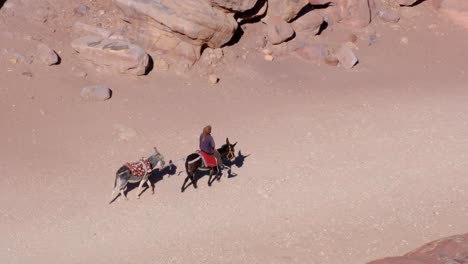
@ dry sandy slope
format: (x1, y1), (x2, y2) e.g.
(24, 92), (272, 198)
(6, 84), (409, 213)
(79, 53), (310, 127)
(1, 4), (468, 264)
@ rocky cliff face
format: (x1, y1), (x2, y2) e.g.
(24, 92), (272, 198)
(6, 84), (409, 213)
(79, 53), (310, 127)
(1, 0), (465, 75)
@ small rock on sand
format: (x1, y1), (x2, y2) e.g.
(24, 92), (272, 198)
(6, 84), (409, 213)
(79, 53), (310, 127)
(81, 85), (111, 101)
(335, 44), (359, 69)
(36, 43), (60, 66)
(264, 54), (274, 61)
(74, 4), (89, 17)
(208, 74), (219, 84)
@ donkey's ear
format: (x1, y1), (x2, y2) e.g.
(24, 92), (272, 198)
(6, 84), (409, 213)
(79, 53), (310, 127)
(232, 142), (237, 147)
(226, 138), (230, 144)
(154, 147), (159, 153)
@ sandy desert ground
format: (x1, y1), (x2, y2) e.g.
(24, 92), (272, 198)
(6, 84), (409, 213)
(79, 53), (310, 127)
(1, 1), (468, 264)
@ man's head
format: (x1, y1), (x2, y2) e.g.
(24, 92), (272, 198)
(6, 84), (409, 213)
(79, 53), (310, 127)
(203, 125), (212, 134)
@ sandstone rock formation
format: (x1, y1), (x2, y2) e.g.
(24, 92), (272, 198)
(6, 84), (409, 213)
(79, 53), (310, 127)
(114, 0), (239, 65)
(367, 233), (468, 264)
(31, 0), (462, 74)
(267, 0), (310, 22)
(71, 35), (149, 76)
(291, 11), (324, 36)
(266, 17), (295, 45)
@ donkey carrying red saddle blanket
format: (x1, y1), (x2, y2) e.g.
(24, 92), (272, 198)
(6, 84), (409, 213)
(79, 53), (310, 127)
(196, 150), (218, 168)
(124, 159), (152, 177)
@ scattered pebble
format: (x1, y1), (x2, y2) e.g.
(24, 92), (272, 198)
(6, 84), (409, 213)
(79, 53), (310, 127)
(74, 4), (89, 17)
(36, 43), (60, 66)
(208, 74), (219, 84)
(81, 85), (111, 101)
(264, 54), (274, 61)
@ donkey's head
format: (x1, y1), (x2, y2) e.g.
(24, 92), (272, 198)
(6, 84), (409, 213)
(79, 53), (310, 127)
(225, 138), (237, 161)
(148, 147), (165, 169)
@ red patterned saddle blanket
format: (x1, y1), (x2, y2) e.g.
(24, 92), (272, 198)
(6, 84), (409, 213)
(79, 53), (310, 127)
(196, 150), (218, 168)
(124, 159), (152, 177)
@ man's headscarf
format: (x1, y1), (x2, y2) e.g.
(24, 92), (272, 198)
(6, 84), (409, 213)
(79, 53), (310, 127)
(202, 125), (211, 141)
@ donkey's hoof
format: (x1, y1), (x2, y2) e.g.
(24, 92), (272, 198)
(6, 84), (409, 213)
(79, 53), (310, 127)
(181, 188), (185, 193)
(137, 195), (140, 199)
(208, 183), (212, 187)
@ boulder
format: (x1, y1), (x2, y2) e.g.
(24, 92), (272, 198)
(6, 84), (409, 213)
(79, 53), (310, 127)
(291, 11), (324, 35)
(266, 17), (295, 45)
(153, 58), (170, 71)
(120, 23), (202, 65)
(81, 85), (112, 101)
(73, 22), (112, 38)
(268, 0), (310, 22)
(236, 0), (268, 23)
(334, 43), (359, 69)
(308, 0), (333, 5)
(367, 234), (468, 264)
(200, 47), (224, 66)
(397, 0), (420, 6)
(36, 43), (59, 66)
(71, 36), (149, 76)
(209, 0), (258, 12)
(340, 0), (372, 27)
(317, 4), (343, 26)
(114, 0), (238, 48)
(374, 0), (400, 23)
(316, 0), (371, 27)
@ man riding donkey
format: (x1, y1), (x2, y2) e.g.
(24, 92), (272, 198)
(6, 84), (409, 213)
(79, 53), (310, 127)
(181, 125), (237, 192)
(199, 125), (227, 172)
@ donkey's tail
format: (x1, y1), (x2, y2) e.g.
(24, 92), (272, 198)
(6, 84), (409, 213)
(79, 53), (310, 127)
(184, 158), (189, 176)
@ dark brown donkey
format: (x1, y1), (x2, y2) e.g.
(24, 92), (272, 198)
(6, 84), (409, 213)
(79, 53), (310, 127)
(181, 138), (236, 192)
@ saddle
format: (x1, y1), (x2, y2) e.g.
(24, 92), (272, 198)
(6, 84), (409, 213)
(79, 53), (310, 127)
(124, 158), (152, 177)
(196, 150), (218, 168)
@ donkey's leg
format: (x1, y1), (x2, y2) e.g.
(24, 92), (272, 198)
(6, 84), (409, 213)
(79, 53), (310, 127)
(120, 188), (128, 200)
(181, 176), (190, 192)
(191, 173), (198, 189)
(147, 179), (154, 194)
(216, 166), (222, 181)
(136, 179), (146, 199)
(208, 169), (214, 187)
